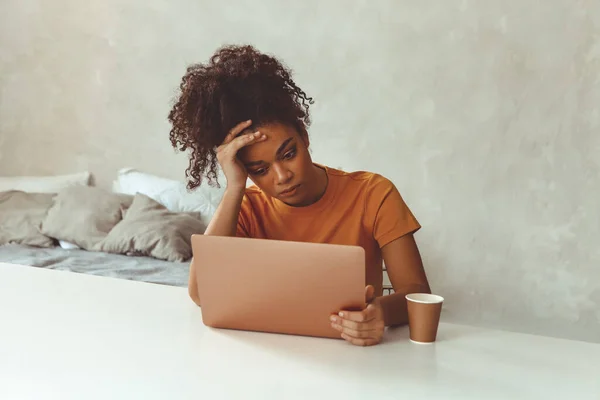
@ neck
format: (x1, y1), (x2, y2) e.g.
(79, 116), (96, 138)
(305, 164), (328, 205)
(280, 164), (328, 207)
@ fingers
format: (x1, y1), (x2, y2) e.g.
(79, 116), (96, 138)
(337, 305), (377, 323)
(227, 131), (266, 153)
(332, 313), (367, 329)
(365, 285), (375, 303)
(364, 303), (380, 319)
(330, 315), (384, 347)
(341, 334), (382, 347)
(330, 323), (381, 339)
(331, 311), (383, 331)
(222, 119), (253, 145)
(216, 131), (266, 164)
(332, 301), (385, 346)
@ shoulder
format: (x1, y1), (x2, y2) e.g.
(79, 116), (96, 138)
(241, 185), (266, 205)
(326, 166), (397, 196)
(239, 184), (273, 212)
(243, 185), (264, 198)
(325, 167), (411, 225)
(328, 168), (421, 238)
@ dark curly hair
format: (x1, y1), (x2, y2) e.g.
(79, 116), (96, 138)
(168, 44), (314, 189)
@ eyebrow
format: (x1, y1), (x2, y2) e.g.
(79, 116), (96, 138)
(244, 138), (295, 167)
(276, 138), (295, 157)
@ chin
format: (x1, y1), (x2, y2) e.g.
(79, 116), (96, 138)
(275, 193), (303, 206)
(284, 199), (303, 207)
(285, 195), (314, 207)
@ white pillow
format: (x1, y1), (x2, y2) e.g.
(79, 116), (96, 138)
(112, 168), (225, 227)
(58, 240), (81, 250)
(0, 172), (91, 193)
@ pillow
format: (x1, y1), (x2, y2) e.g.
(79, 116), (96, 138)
(98, 193), (205, 262)
(0, 172), (90, 193)
(58, 240), (80, 250)
(112, 168), (225, 228)
(40, 186), (133, 250)
(0, 191), (56, 247)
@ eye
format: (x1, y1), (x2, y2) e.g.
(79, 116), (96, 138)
(249, 167), (268, 176)
(282, 148), (296, 160)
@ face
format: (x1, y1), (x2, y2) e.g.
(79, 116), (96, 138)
(237, 122), (316, 206)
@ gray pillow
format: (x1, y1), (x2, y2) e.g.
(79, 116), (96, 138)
(0, 191), (56, 247)
(40, 186), (133, 250)
(98, 193), (205, 262)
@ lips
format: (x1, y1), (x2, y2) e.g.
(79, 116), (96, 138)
(279, 184), (301, 196)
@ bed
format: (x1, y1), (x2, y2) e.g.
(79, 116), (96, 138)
(0, 243), (190, 287)
(0, 169), (222, 288)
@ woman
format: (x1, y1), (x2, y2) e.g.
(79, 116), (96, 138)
(168, 44), (431, 346)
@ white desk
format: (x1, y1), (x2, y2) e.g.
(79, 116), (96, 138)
(0, 262), (598, 400)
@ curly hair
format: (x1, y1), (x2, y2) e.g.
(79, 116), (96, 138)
(168, 44), (314, 189)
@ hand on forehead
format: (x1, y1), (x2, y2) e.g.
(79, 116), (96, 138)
(237, 123), (299, 159)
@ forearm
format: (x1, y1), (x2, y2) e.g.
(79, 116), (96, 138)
(378, 284), (431, 327)
(204, 187), (245, 237)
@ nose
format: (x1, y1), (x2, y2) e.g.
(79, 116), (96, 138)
(273, 163), (293, 185)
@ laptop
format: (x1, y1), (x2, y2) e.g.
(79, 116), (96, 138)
(191, 234), (366, 339)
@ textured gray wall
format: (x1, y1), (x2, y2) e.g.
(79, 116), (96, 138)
(1, 0), (599, 342)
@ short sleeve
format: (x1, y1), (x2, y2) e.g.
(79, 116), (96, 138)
(369, 176), (421, 248)
(236, 194), (254, 237)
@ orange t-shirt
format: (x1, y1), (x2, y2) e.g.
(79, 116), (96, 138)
(236, 165), (421, 296)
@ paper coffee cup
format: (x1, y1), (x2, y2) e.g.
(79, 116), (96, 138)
(405, 293), (444, 344)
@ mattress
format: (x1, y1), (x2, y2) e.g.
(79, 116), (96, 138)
(0, 244), (189, 287)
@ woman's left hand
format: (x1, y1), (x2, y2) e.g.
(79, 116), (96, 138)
(330, 285), (385, 346)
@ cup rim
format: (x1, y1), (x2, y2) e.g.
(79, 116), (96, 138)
(405, 293), (444, 304)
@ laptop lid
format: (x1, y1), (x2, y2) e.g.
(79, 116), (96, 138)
(191, 234), (365, 339)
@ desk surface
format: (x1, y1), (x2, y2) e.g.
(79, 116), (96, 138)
(0, 262), (598, 400)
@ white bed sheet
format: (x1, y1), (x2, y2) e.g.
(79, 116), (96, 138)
(0, 244), (189, 287)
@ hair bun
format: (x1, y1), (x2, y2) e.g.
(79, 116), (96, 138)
(168, 44), (313, 189)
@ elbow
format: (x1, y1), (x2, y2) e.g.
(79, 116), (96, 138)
(403, 283), (431, 296)
(418, 284), (432, 295)
(188, 257), (201, 307)
(188, 285), (202, 307)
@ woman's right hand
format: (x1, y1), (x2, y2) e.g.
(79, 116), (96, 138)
(216, 119), (266, 190)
